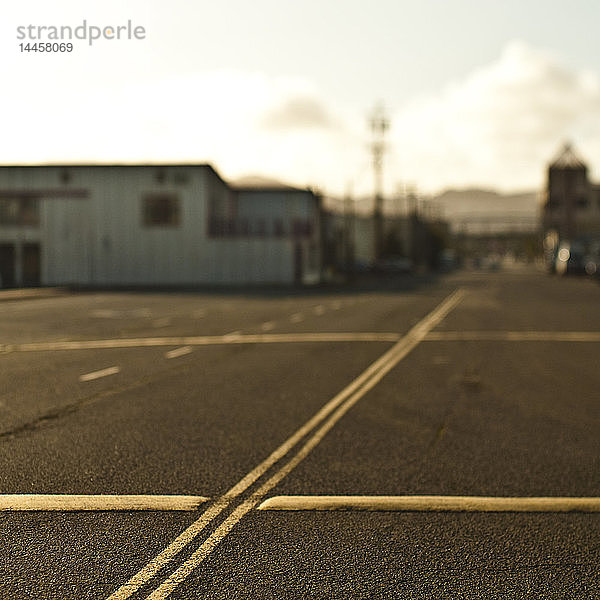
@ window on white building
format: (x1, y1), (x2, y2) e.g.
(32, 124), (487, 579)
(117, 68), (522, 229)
(0, 197), (40, 226)
(143, 194), (180, 227)
(274, 218), (285, 237)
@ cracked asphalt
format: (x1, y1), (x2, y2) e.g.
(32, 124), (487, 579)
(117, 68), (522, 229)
(0, 268), (598, 599)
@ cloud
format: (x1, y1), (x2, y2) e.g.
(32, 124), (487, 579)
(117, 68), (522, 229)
(391, 41), (600, 193)
(259, 95), (338, 131)
(3, 40), (600, 196)
(0, 65), (364, 194)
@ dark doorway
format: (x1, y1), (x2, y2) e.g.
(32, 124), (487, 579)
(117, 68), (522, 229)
(23, 243), (41, 286)
(294, 242), (303, 285)
(0, 244), (16, 288)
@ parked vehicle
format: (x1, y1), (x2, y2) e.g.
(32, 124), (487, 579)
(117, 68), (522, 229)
(583, 240), (600, 278)
(554, 241), (586, 275)
(438, 249), (458, 272)
(373, 256), (413, 274)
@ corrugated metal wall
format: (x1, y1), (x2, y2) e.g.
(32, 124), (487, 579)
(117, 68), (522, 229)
(0, 165), (319, 286)
(42, 198), (92, 285)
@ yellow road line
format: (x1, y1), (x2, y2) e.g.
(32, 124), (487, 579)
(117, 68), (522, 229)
(106, 288), (466, 600)
(0, 332), (402, 353)
(257, 495), (600, 512)
(6, 330), (598, 355)
(426, 331), (600, 342)
(0, 494), (209, 511)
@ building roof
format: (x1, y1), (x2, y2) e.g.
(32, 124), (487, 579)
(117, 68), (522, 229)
(230, 175), (309, 193)
(0, 162), (216, 171)
(0, 162), (228, 185)
(0, 164), (315, 194)
(549, 143), (587, 169)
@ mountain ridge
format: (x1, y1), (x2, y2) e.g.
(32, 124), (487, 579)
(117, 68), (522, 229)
(431, 188), (541, 219)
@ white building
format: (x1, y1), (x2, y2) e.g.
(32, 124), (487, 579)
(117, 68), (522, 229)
(0, 164), (322, 287)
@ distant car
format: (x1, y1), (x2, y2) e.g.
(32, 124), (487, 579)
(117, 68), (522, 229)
(374, 257), (413, 274)
(481, 254), (502, 271)
(583, 240), (600, 278)
(438, 249), (458, 272)
(554, 241), (586, 275)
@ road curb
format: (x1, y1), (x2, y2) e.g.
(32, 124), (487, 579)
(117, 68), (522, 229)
(0, 288), (68, 302)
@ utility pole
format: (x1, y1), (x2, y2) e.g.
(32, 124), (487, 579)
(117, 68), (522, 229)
(369, 103), (389, 263)
(343, 185), (355, 280)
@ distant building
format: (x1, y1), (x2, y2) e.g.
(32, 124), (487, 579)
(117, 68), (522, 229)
(322, 193), (449, 275)
(0, 164), (321, 287)
(542, 144), (600, 241)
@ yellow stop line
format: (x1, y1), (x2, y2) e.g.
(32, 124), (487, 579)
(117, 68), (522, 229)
(257, 495), (600, 512)
(0, 494), (210, 511)
(4, 493), (597, 513)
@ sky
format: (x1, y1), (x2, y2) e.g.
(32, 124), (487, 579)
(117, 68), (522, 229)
(3, 0), (600, 197)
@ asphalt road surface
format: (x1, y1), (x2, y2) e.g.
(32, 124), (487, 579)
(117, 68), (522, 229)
(0, 266), (599, 599)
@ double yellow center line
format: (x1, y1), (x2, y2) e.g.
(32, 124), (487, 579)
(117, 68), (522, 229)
(107, 288), (467, 600)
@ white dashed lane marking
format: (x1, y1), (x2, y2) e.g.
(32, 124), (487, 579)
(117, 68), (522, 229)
(165, 346), (193, 359)
(290, 313), (304, 323)
(131, 308), (152, 318)
(261, 321), (276, 331)
(91, 308), (153, 319)
(91, 310), (122, 319)
(79, 366), (120, 382)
